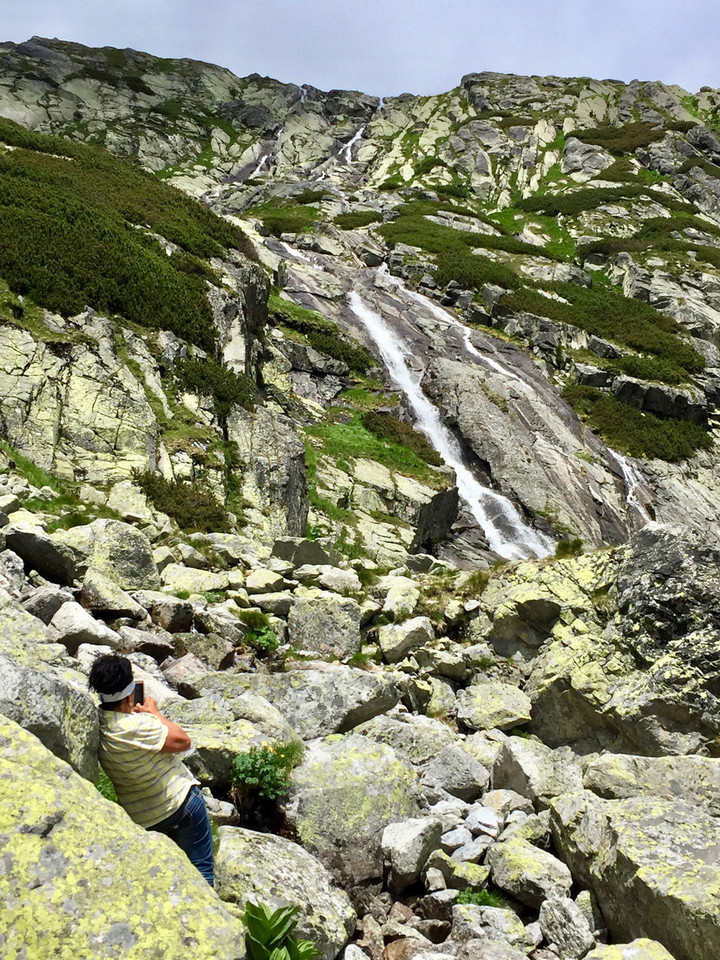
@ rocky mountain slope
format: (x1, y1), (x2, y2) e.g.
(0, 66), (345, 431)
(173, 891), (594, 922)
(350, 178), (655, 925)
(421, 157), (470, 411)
(1, 35), (720, 960)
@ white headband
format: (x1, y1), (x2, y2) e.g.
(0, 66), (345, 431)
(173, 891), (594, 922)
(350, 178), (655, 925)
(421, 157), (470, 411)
(98, 680), (136, 703)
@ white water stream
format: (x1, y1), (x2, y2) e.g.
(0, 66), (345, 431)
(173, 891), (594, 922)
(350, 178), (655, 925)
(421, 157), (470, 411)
(608, 449), (653, 523)
(340, 126), (365, 163)
(348, 292), (555, 560)
(379, 266), (527, 387)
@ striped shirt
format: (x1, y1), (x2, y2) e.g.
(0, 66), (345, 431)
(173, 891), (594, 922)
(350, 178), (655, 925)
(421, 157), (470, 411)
(98, 711), (197, 828)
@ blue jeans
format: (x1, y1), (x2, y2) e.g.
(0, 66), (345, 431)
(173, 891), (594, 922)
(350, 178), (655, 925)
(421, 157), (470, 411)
(150, 785), (214, 886)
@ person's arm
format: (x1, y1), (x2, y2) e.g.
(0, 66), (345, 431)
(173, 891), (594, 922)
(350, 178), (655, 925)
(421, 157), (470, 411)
(133, 696), (192, 753)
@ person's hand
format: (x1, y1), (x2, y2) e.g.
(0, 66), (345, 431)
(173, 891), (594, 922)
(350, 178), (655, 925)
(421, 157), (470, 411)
(133, 695), (160, 716)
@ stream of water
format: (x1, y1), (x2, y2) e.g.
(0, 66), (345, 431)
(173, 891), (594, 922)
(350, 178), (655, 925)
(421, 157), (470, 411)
(348, 292), (555, 560)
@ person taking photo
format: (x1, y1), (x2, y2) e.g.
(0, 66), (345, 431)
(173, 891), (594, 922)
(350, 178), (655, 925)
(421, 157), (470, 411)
(88, 653), (214, 886)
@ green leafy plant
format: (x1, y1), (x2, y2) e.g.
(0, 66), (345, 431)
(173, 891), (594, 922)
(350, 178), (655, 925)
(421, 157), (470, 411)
(95, 768), (118, 804)
(238, 609), (279, 652)
(230, 742), (304, 821)
(456, 887), (509, 908)
(242, 902), (321, 960)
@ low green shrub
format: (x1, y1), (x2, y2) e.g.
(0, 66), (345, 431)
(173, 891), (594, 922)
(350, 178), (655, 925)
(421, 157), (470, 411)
(176, 357), (257, 419)
(516, 184), (689, 218)
(555, 538), (584, 558)
(243, 902), (321, 960)
(134, 471), (232, 532)
(502, 283), (704, 382)
(230, 741), (304, 823)
(566, 121), (666, 155)
(456, 887), (509, 908)
(95, 769), (118, 804)
(249, 201), (321, 236)
(238, 609), (278, 652)
(562, 384), (713, 461)
(0, 118), (255, 351)
(268, 294), (374, 373)
(334, 210), (383, 230)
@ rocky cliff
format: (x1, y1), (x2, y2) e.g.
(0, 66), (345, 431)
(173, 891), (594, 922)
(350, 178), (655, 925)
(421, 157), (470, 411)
(0, 35), (719, 960)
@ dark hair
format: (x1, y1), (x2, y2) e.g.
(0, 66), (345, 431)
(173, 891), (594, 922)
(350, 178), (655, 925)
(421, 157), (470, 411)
(88, 654), (133, 705)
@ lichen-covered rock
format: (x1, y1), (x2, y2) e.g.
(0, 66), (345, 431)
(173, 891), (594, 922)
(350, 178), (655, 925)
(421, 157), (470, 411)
(492, 737), (583, 809)
(80, 567), (148, 620)
(227, 405), (308, 538)
(381, 817), (444, 892)
(451, 904), (533, 951)
(3, 521), (76, 586)
(584, 941), (677, 960)
(215, 827), (356, 960)
(191, 667), (400, 740)
(287, 593), (362, 660)
(0, 656), (99, 780)
(551, 790), (720, 960)
(53, 519), (160, 589)
(456, 682), (532, 732)
(378, 617), (435, 664)
(355, 713), (458, 764)
(485, 836), (572, 908)
(583, 753), (720, 814)
(0, 716), (245, 959)
(421, 743), (490, 802)
(161, 563), (232, 595)
(285, 734), (424, 884)
(49, 600), (121, 654)
(539, 897), (595, 959)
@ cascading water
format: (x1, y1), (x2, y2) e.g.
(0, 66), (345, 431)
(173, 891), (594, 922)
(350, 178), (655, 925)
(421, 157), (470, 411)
(607, 449), (653, 523)
(340, 126), (365, 163)
(378, 266), (527, 387)
(347, 292), (555, 560)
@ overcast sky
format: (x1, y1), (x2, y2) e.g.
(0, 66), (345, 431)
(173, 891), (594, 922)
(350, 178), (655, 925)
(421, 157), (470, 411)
(4, 1), (719, 97)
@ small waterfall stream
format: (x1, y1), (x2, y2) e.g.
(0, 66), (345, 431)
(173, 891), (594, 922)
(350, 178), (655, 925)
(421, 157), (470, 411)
(608, 449), (653, 523)
(340, 126), (365, 163)
(348, 292), (555, 560)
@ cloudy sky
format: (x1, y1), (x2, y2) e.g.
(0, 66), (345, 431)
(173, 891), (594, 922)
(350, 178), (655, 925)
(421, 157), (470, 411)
(4, 1), (719, 96)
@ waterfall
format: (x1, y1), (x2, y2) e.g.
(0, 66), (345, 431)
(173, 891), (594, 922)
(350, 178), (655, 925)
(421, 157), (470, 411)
(378, 266), (527, 386)
(248, 153), (269, 178)
(348, 292), (555, 560)
(340, 126), (365, 163)
(607, 449), (653, 523)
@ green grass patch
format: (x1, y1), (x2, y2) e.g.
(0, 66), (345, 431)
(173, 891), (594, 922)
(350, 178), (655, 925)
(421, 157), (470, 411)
(0, 438), (64, 492)
(562, 384), (713, 461)
(305, 413), (448, 488)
